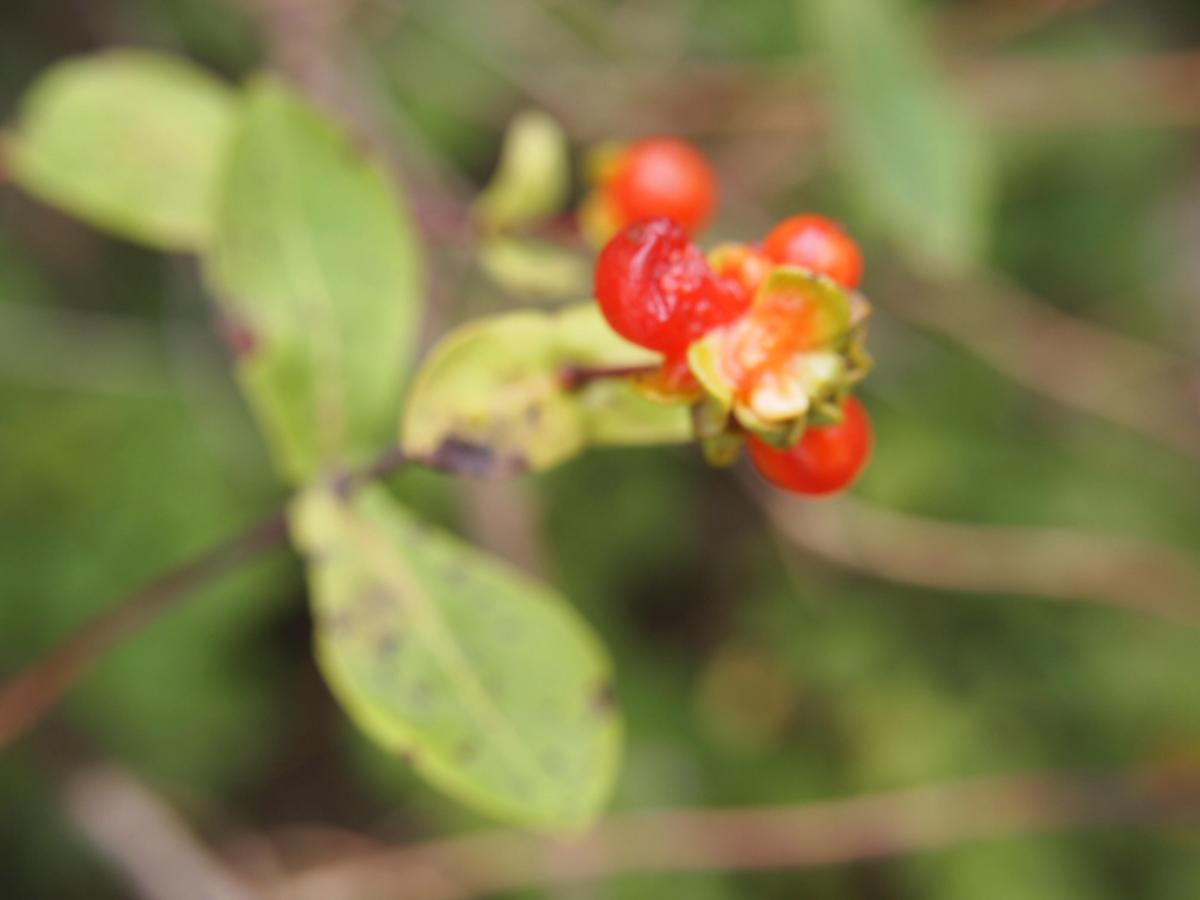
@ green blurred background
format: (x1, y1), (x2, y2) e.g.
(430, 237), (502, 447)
(3, 0), (1200, 897)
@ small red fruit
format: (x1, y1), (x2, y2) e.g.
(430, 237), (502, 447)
(595, 218), (748, 356)
(762, 215), (863, 290)
(747, 395), (872, 496)
(606, 137), (717, 235)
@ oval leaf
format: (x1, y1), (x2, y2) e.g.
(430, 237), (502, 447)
(402, 303), (691, 475)
(204, 77), (423, 483)
(804, 0), (991, 274)
(291, 484), (621, 829)
(7, 50), (236, 249)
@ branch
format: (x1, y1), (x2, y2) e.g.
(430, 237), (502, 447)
(64, 763), (263, 900)
(272, 768), (1200, 900)
(0, 131), (10, 187)
(0, 442), (481, 753)
(0, 510), (289, 751)
(939, 0), (1103, 52)
(881, 269), (1200, 461)
(756, 487), (1200, 627)
(557, 362), (659, 392)
(523, 51), (1200, 139)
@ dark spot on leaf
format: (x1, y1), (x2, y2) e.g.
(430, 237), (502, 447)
(455, 737), (480, 762)
(495, 617), (522, 640)
(541, 749), (565, 776)
(318, 608), (355, 634)
(590, 682), (615, 716)
(362, 584), (401, 616)
(376, 632), (402, 656)
(408, 679), (436, 711)
(524, 403), (544, 426)
(216, 310), (258, 360)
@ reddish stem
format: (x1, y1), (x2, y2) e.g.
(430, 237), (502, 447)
(558, 362), (658, 392)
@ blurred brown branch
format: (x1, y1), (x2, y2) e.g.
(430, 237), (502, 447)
(403, 44), (1200, 139)
(757, 488), (1200, 626)
(0, 510), (290, 752)
(272, 768), (1200, 900)
(64, 763), (263, 900)
(0, 439), (497, 754)
(939, 0), (1102, 50)
(881, 269), (1200, 461)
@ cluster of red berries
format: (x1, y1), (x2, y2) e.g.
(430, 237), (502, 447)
(590, 138), (872, 497)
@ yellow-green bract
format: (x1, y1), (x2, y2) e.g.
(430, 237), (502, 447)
(473, 109), (571, 233)
(402, 304), (692, 474)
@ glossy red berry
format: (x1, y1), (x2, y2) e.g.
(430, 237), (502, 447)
(606, 137), (717, 235)
(595, 218), (748, 356)
(747, 395), (872, 496)
(762, 215), (863, 290)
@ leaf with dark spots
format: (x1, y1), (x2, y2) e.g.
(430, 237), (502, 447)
(291, 484), (621, 830)
(205, 77), (423, 483)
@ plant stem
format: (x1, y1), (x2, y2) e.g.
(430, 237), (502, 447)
(274, 768), (1200, 900)
(0, 442), (443, 752)
(0, 511), (289, 751)
(557, 362), (658, 392)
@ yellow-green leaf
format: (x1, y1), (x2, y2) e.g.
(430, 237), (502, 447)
(403, 303), (690, 475)
(473, 110), (570, 233)
(291, 484), (621, 829)
(804, 0), (991, 274)
(479, 237), (590, 301)
(7, 50), (237, 250)
(204, 77), (423, 483)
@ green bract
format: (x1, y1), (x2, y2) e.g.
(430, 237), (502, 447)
(403, 304), (692, 475)
(688, 267), (866, 449)
(473, 110), (570, 233)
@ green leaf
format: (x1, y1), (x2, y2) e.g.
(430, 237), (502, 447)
(473, 110), (570, 233)
(291, 484), (621, 829)
(204, 77), (423, 483)
(478, 237), (590, 300)
(402, 303), (691, 475)
(803, 0), (991, 273)
(7, 50), (236, 250)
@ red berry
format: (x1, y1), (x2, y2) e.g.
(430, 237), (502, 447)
(747, 396), (872, 496)
(606, 138), (717, 235)
(762, 215), (863, 290)
(595, 218), (748, 356)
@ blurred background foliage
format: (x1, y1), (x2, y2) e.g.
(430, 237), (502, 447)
(3, 0), (1200, 897)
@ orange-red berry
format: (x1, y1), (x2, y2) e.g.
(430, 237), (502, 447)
(595, 218), (748, 356)
(762, 215), (863, 290)
(606, 138), (717, 235)
(747, 395), (872, 496)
